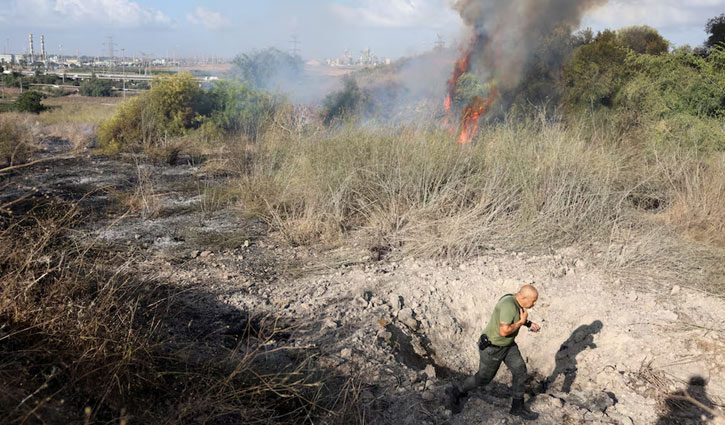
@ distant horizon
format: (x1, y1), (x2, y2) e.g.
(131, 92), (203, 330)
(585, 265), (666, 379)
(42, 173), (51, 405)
(1, 0), (723, 60)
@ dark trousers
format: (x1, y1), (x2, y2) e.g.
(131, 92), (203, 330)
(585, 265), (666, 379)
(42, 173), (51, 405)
(461, 342), (527, 399)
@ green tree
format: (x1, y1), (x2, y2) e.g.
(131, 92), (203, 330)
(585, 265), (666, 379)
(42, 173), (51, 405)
(80, 77), (114, 97)
(229, 48), (303, 89)
(453, 73), (486, 109)
(562, 30), (629, 109)
(99, 73), (205, 148)
(320, 77), (370, 125)
(205, 81), (277, 140)
(618, 26), (669, 55)
(14, 91), (45, 114)
(706, 13), (725, 49)
(2, 72), (29, 90)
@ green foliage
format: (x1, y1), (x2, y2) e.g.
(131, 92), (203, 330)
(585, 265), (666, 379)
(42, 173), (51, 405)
(2, 72), (29, 90)
(618, 50), (725, 119)
(80, 77), (114, 97)
(706, 13), (725, 48)
(14, 91), (45, 114)
(99, 74), (279, 152)
(229, 48), (303, 89)
(560, 29), (725, 151)
(617, 26), (669, 55)
(562, 30), (629, 109)
(509, 27), (588, 109)
(204, 81), (277, 140)
(453, 73), (485, 108)
(99, 73), (205, 149)
(320, 77), (370, 125)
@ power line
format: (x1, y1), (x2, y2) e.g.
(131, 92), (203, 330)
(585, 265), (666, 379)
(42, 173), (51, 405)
(289, 35), (301, 58)
(103, 36), (117, 61)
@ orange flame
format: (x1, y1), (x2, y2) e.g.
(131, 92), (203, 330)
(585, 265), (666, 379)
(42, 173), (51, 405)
(444, 34), (498, 144)
(457, 87), (498, 144)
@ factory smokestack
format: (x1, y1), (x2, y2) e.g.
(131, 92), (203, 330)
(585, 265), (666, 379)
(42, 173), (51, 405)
(41, 35), (46, 63)
(29, 33), (34, 63)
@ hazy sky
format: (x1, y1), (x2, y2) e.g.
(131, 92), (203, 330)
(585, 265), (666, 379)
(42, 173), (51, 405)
(0, 0), (723, 59)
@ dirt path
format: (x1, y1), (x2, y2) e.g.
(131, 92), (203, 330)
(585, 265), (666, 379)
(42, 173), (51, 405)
(3, 144), (724, 424)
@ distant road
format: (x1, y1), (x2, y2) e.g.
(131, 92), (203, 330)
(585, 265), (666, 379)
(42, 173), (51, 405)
(20, 70), (211, 83)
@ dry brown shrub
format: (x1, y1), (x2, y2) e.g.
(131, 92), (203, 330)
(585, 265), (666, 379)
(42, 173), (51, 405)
(0, 203), (363, 424)
(661, 153), (725, 247)
(0, 113), (34, 166)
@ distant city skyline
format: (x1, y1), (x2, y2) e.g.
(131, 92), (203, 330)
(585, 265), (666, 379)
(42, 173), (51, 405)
(1, 0), (723, 60)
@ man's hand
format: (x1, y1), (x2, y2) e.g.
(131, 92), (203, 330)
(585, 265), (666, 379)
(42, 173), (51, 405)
(529, 322), (541, 333)
(519, 308), (528, 326)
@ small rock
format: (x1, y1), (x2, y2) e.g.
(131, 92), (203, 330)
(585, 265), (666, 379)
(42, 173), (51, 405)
(361, 390), (375, 403)
(670, 285), (681, 295)
(548, 396), (564, 408)
(323, 318), (339, 329)
(191, 250), (200, 258)
(423, 364), (436, 379)
(340, 348), (352, 359)
(398, 307), (419, 329)
(362, 290), (373, 302)
(422, 391), (435, 401)
(388, 293), (403, 310)
(200, 250), (212, 258)
(134, 234), (141, 240)
(377, 329), (392, 342)
(243, 240), (249, 247)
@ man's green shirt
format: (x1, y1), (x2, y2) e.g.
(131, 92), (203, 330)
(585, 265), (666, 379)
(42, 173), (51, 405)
(484, 295), (522, 347)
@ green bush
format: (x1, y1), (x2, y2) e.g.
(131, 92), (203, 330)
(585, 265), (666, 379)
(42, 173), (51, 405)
(562, 30), (629, 109)
(80, 77), (114, 97)
(2, 72), (29, 90)
(14, 91), (45, 114)
(706, 13), (725, 49)
(99, 74), (280, 152)
(204, 81), (278, 140)
(229, 48), (303, 89)
(618, 26), (669, 55)
(453, 73), (486, 109)
(320, 77), (370, 125)
(98, 73), (206, 150)
(562, 31), (725, 151)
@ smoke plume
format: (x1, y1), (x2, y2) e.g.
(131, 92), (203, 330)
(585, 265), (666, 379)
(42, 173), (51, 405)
(452, 0), (606, 89)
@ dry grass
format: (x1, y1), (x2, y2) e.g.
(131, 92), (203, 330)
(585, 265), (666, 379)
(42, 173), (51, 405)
(117, 157), (161, 220)
(0, 113), (35, 166)
(40, 95), (122, 125)
(238, 119), (629, 253)
(38, 96), (121, 150)
(0, 202), (364, 424)
(231, 115), (724, 291)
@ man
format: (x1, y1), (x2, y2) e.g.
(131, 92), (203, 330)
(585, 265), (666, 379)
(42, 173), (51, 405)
(446, 285), (541, 420)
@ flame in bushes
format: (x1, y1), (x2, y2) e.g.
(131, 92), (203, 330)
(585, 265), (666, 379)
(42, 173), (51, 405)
(457, 87), (498, 144)
(444, 36), (497, 144)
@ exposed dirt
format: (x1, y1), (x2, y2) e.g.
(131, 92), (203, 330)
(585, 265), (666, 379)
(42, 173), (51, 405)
(2, 140), (724, 424)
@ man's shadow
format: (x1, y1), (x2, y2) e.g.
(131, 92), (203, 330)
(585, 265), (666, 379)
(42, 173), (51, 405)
(656, 376), (717, 425)
(541, 320), (603, 394)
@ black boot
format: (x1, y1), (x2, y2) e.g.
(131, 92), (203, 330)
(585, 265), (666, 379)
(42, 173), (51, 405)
(444, 384), (468, 414)
(510, 397), (539, 420)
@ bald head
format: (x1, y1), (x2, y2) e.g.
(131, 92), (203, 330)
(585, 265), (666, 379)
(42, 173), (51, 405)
(515, 285), (539, 309)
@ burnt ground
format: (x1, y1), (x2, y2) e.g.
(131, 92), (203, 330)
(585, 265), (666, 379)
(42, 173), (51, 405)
(2, 139), (724, 425)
